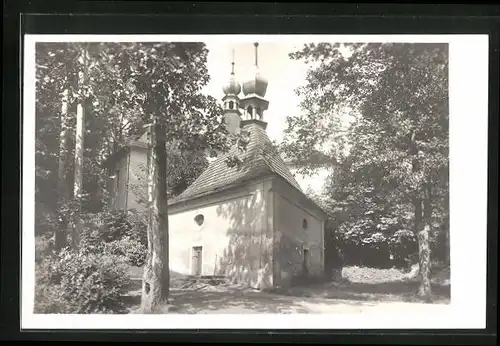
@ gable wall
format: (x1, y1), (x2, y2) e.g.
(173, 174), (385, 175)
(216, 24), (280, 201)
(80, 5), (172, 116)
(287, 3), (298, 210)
(168, 178), (273, 289)
(271, 177), (326, 287)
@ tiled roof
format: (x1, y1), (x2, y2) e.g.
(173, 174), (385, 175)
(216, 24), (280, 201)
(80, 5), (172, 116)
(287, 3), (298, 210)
(168, 120), (303, 205)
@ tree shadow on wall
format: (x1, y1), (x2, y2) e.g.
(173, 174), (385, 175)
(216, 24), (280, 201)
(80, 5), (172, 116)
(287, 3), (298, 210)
(215, 188), (268, 287)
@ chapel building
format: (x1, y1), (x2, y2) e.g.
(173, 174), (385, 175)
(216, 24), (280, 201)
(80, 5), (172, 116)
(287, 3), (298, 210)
(107, 43), (328, 289)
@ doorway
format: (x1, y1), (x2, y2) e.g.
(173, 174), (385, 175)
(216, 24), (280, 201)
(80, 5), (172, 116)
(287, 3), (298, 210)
(302, 248), (310, 275)
(192, 246), (203, 276)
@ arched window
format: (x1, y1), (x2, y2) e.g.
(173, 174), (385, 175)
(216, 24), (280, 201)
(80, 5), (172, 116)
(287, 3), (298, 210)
(257, 107), (262, 120)
(194, 214), (204, 227)
(247, 106), (253, 119)
(229, 101), (234, 110)
(302, 218), (308, 230)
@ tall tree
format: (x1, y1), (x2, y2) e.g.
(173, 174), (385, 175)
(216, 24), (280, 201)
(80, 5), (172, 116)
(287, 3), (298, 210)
(36, 42), (152, 247)
(71, 44), (90, 249)
(35, 43), (81, 249)
(117, 42), (242, 312)
(36, 42), (119, 248)
(55, 88), (70, 249)
(283, 43), (449, 300)
(35, 42), (243, 311)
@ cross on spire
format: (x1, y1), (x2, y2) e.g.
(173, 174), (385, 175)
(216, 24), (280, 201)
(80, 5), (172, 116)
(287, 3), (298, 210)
(231, 48), (235, 75)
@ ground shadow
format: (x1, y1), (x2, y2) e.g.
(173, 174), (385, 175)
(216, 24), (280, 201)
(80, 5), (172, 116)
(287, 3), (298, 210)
(122, 267), (191, 311)
(277, 280), (450, 304)
(122, 271), (449, 314)
(166, 285), (373, 314)
(169, 288), (307, 314)
(122, 268), (378, 314)
(339, 281), (450, 296)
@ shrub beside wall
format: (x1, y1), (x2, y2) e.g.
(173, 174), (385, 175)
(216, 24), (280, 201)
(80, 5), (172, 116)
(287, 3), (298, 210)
(80, 210), (147, 267)
(324, 228), (418, 270)
(34, 248), (131, 314)
(34, 210), (147, 314)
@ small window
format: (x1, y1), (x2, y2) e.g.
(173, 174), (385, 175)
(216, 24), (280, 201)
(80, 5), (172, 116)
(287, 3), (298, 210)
(194, 214), (204, 226)
(229, 101), (234, 110)
(247, 106), (253, 118)
(302, 218), (308, 230)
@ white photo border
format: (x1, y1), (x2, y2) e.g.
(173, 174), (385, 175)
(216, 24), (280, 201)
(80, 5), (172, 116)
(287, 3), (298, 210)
(22, 34), (489, 330)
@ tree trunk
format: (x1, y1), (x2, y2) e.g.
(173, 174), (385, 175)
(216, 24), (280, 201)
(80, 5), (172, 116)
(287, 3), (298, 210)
(71, 70), (86, 250)
(444, 187), (450, 265)
(141, 120), (169, 313)
(55, 88), (70, 250)
(416, 189), (433, 301)
(409, 133), (432, 301)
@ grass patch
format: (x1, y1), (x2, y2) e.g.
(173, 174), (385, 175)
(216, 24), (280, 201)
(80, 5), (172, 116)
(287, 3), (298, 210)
(121, 265), (451, 314)
(275, 266), (450, 304)
(343, 266), (408, 283)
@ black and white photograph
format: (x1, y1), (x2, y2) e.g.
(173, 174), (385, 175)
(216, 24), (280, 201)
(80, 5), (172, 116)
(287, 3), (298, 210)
(21, 34), (488, 329)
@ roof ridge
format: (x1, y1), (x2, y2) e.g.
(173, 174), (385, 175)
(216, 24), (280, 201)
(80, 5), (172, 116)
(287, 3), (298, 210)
(257, 132), (303, 192)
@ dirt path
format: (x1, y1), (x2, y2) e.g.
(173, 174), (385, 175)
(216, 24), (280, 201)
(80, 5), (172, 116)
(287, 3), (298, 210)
(125, 282), (449, 314)
(124, 267), (450, 314)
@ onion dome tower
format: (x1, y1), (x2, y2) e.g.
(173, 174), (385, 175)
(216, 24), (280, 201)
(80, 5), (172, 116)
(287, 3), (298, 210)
(222, 49), (242, 134)
(240, 43), (269, 124)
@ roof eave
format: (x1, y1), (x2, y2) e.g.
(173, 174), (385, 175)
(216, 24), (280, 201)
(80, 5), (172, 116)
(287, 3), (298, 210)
(100, 146), (130, 169)
(168, 173), (275, 208)
(272, 174), (329, 219)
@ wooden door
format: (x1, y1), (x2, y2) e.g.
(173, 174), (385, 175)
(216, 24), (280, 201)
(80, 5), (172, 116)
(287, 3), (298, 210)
(192, 246), (203, 275)
(302, 248), (309, 275)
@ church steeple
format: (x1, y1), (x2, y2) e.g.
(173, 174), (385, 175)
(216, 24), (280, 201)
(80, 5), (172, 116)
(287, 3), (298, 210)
(240, 42), (269, 126)
(242, 43), (268, 98)
(222, 49), (242, 134)
(222, 49), (241, 97)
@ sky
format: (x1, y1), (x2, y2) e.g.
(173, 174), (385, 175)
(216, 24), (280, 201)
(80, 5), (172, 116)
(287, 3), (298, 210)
(202, 42), (310, 144)
(201, 42), (331, 194)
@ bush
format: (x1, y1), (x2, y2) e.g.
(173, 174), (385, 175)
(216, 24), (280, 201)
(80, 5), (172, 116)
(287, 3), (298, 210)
(35, 235), (55, 263)
(104, 237), (147, 267)
(35, 248), (131, 314)
(388, 229), (417, 268)
(430, 226), (449, 263)
(81, 210), (147, 244)
(332, 227), (418, 270)
(79, 236), (146, 267)
(80, 210), (147, 266)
